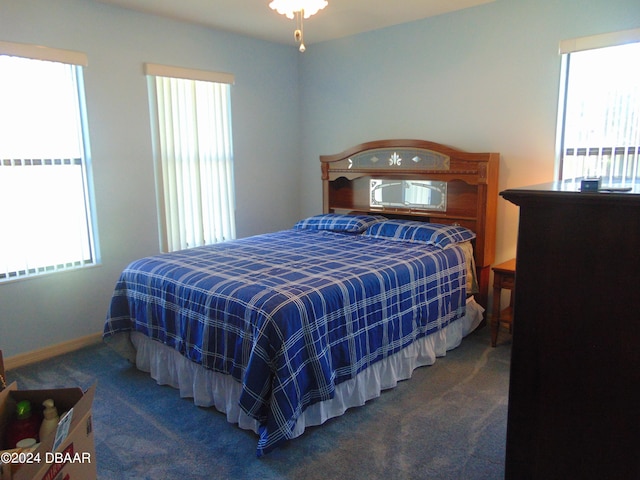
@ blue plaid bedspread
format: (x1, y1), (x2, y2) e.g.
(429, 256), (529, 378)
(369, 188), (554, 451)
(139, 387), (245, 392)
(103, 228), (467, 455)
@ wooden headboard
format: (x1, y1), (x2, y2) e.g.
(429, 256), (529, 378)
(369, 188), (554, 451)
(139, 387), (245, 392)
(320, 139), (499, 310)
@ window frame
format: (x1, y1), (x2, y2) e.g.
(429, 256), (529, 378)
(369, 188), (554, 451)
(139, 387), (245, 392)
(0, 42), (99, 283)
(555, 29), (640, 182)
(145, 63), (236, 253)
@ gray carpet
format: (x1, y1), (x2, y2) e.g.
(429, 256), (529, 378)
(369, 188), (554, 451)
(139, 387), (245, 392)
(6, 327), (511, 479)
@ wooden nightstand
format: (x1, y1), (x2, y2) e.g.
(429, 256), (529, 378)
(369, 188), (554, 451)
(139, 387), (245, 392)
(491, 258), (515, 347)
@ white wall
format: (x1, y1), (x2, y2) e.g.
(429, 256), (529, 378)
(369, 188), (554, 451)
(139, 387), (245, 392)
(0, 0), (301, 358)
(299, 0), (640, 266)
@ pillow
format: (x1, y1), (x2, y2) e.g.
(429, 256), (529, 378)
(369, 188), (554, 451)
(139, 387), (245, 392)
(294, 213), (386, 233)
(364, 219), (475, 248)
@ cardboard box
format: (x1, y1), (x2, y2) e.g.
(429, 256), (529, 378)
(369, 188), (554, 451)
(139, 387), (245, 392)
(0, 382), (96, 480)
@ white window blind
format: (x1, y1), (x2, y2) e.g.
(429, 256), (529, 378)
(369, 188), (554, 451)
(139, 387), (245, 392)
(556, 30), (640, 183)
(0, 45), (97, 282)
(146, 64), (236, 252)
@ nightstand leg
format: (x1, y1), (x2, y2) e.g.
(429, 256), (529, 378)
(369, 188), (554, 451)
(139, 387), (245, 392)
(491, 279), (501, 347)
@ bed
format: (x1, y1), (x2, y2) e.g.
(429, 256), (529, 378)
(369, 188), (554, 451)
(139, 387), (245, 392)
(103, 139), (499, 456)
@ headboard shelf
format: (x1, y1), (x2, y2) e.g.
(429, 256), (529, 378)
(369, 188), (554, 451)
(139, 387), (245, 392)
(321, 139), (499, 310)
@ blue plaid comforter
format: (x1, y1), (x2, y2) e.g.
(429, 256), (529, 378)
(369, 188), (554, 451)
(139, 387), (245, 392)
(104, 228), (467, 456)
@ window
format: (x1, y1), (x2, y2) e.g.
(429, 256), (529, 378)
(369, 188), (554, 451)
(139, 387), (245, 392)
(0, 43), (97, 282)
(146, 64), (236, 252)
(556, 30), (640, 182)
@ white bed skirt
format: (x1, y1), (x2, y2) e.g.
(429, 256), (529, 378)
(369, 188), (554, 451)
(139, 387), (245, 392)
(108, 297), (484, 440)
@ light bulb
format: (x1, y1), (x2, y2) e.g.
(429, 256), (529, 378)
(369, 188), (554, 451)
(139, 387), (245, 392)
(299, 43), (306, 52)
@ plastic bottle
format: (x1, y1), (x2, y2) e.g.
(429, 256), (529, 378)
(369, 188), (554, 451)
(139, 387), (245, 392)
(39, 398), (60, 440)
(5, 400), (40, 449)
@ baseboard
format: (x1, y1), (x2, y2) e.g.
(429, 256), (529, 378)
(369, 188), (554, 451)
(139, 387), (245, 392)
(4, 332), (103, 371)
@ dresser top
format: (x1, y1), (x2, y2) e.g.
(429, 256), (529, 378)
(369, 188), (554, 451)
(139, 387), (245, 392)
(501, 180), (640, 206)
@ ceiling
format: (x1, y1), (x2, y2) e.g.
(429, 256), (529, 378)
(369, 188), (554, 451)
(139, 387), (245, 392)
(97, 0), (495, 46)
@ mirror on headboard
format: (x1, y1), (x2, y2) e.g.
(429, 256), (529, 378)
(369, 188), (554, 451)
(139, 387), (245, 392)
(370, 179), (447, 211)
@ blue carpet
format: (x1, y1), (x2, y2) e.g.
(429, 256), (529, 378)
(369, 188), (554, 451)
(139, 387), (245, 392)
(6, 327), (511, 479)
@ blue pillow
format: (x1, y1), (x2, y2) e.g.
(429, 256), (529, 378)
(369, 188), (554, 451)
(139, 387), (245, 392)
(364, 219), (475, 248)
(294, 213), (386, 233)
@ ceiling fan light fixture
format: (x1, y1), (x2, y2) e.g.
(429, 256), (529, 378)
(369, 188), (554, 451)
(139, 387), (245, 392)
(269, 0), (328, 19)
(269, 0), (327, 51)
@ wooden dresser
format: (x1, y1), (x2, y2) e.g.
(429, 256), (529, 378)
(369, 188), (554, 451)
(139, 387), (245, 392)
(501, 181), (640, 480)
